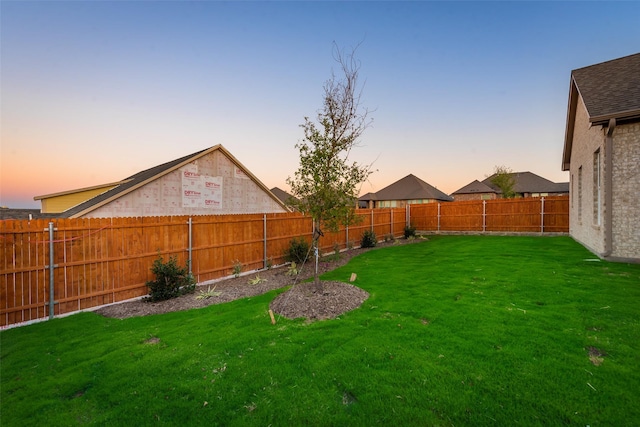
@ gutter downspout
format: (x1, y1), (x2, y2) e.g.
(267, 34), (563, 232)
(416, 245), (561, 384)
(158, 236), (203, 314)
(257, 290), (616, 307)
(603, 118), (615, 257)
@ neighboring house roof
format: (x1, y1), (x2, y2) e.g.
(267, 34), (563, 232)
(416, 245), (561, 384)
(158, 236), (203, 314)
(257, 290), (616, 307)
(0, 208), (57, 220)
(563, 52), (640, 170)
(270, 187), (298, 206)
(481, 171), (568, 194)
(451, 180), (497, 195)
(358, 192), (378, 202)
(372, 174), (454, 202)
(34, 181), (127, 202)
(34, 180), (126, 213)
(39, 145), (288, 218)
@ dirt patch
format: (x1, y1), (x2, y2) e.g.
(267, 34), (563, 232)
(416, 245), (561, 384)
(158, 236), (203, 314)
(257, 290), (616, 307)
(270, 280), (369, 321)
(587, 346), (607, 366)
(94, 237), (424, 321)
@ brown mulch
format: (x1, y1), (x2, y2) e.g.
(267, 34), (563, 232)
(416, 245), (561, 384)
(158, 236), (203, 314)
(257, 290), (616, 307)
(94, 238), (423, 321)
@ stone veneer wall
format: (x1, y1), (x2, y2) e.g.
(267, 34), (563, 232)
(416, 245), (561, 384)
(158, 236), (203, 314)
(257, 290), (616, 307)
(611, 121), (640, 260)
(569, 98), (606, 255)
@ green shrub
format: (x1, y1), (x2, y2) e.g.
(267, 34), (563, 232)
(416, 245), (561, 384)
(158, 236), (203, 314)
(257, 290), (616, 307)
(404, 225), (416, 239)
(361, 230), (377, 248)
(285, 237), (310, 264)
(146, 255), (195, 302)
(286, 262), (299, 276)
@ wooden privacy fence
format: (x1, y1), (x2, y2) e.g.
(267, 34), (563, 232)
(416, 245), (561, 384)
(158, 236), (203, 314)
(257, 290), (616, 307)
(409, 196), (569, 233)
(1, 196), (567, 327)
(0, 208), (406, 327)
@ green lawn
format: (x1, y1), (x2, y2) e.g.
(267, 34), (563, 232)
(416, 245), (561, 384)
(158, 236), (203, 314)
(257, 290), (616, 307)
(2, 236), (639, 426)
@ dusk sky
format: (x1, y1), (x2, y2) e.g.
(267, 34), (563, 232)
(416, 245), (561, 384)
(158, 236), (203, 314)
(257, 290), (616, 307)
(2, 1), (639, 209)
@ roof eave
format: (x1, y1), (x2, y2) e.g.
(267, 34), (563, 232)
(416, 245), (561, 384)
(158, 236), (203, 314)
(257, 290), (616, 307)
(34, 180), (131, 201)
(562, 78), (579, 172)
(590, 109), (640, 126)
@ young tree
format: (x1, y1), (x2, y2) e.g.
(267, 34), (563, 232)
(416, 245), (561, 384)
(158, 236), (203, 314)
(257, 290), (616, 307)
(286, 44), (373, 292)
(490, 165), (516, 199)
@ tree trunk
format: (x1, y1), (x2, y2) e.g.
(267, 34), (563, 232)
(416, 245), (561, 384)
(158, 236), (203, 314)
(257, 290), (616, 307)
(312, 218), (324, 294)
(313, 237), (324, 294)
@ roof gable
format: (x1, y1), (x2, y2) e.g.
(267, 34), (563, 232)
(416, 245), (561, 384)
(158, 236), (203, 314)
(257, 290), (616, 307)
(572, 53), (640, 124)
(58, 145), (287, 217)
(563, 53), (640, 170)
(374, 174), (453, 202)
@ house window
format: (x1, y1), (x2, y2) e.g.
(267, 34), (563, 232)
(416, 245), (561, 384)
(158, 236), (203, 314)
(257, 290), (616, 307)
(379, 200), (397, 208)
(593, 149), (601, 225)
(578, 166), (583, 222)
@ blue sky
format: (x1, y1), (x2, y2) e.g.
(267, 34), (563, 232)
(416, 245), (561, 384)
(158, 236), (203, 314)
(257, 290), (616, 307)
(2, 1), (639, 208)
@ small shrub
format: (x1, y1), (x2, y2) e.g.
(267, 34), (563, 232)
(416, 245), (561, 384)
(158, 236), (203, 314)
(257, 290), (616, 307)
(404, 225), (417, 239)
(285, 237), (310, 264)
(385, 233), (395, 242)
(248, 275), (266, 285)
(286, 262), (299, 276)
(361, 230), (377, 248)
(266, 257), (274, 270)
(232, 260), (242, 278)
(146, 255), (195, 302)
(195, 286), (221, 300)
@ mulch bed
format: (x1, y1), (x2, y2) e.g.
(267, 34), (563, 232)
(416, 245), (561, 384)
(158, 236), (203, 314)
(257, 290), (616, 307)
(94, 237), (423, 321)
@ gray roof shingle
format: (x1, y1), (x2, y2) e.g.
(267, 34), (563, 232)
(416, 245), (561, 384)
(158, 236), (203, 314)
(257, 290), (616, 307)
(373, 174), (453, 202)
(482, 171), (568, 194)
(563, 53), (640, 170)
(451, 180), (497, 195)
(572, 53), (640, 124)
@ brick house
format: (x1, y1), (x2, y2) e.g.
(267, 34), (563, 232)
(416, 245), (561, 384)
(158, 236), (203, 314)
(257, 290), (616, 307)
(562, 53), (640, 262)
(450, 180), (499, 201)
(358, 174), (453, 208)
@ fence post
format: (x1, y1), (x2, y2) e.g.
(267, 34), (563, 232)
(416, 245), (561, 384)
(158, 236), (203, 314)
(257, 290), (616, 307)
(483, 200), (486, 232)
(47, 222), (56, 320)
(263, 214), (268, 269)
(540, 197), (545, 234)
(345, 212), (349, 249)
(390, 209), (394, 237)
(406, 204), (410, 229)
(371, 209), (374, 231)
(437, 203), (441, 232)
(187, 217), (193, 275)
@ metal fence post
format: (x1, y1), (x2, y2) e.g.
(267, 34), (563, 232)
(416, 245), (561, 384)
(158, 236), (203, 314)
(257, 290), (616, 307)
(263, 214), (268, 269)
(345, 212), (349, 249)
(391, 209), (394, 237)
(483, 200), (486, 232)
(47, 222), (56, 320)
(406, 204), (410, 229)
(187, 217), (193, 275)
(541, 197), (545, 234)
